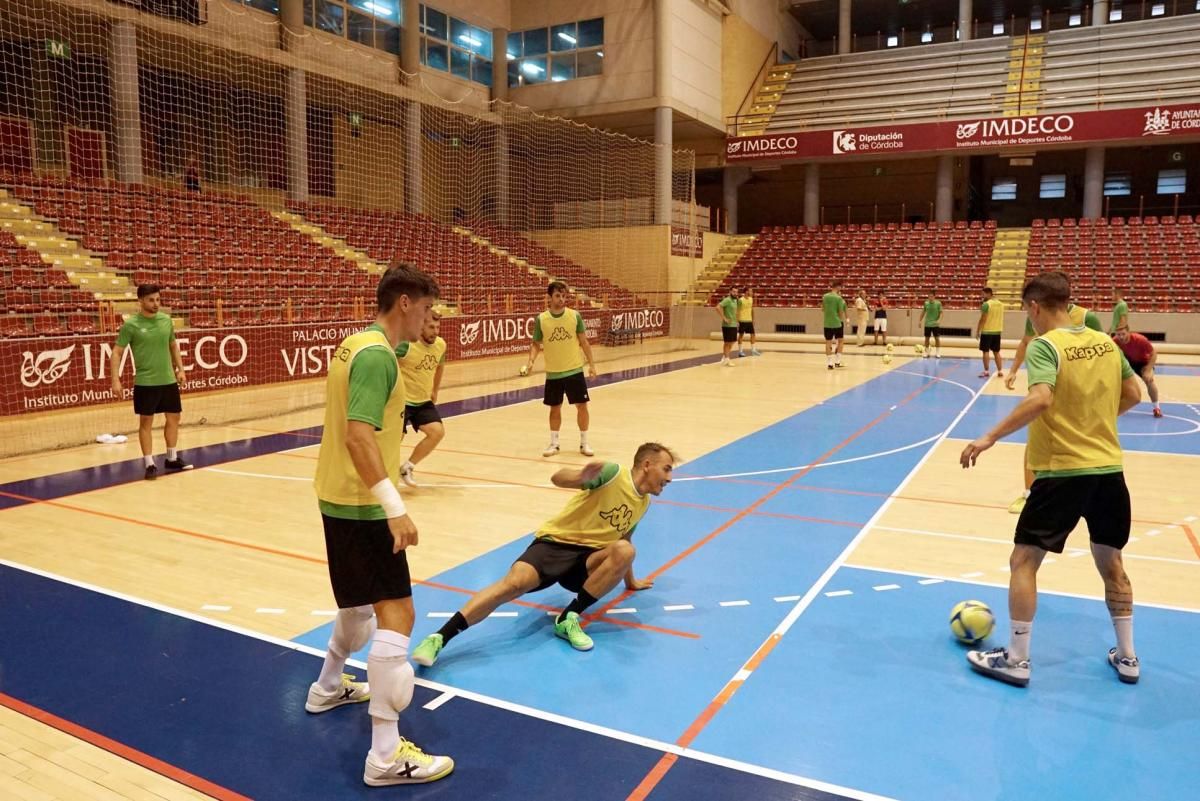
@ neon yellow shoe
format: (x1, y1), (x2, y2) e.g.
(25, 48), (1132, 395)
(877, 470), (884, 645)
(411, 633), (444, 667)
(305, 673), (369, 713)
(554, 611), (594, 651)
(1008, 494), (1027, 514)
(364, 738), (454, 786)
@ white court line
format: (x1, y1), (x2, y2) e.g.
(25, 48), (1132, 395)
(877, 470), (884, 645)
(917, 578), (944, 585)
(824, 590), (854, 598)
(487, 612), (518, 618)
(1121, 409), (1200, 436)
(426, 611), (453, 618)
(719, 600), (751, 607)
(773, 595), (801, 603)
(255, 607), (285, 614)
(872, 584), (901, 592)
(893, 369), (976, 396)
(663, 604), (694, 612)
(0, 559), (898, 801)
(606, 608), (638, 615)
(422, 691), (456, 711)
(310, 610), (337, 616)
(200, 604), (231, 612)
(842, 563), (1200, 616)
(204, 466), (539, 490)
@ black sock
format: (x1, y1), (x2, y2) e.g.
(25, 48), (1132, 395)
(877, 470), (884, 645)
(437, 611), (469, 644)
(557, 590), (598, 624)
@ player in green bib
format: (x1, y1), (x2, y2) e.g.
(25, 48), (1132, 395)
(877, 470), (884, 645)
(411, 442), (677, 664)
(523, 282), (598, 457)
(960, 270), (1142, 688)
(821, 280), (847, 369)
(307, 264), (454, 787)
(922, 292), (943, 359)
(1110, 289), (1129, 334)
(717, 288), (739, 366)
(396, 312), (448, 489)
(110, 284), (190, 480)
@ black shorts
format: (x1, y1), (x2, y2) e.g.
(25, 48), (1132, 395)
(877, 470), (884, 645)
(321, 513), (413, 608)
(979, 333), (1002, 352)
(403, 401), (442, 433)
(516, 539), (597, 593)
(823, 325), (844, 342)
(721, 326), (738, 343)
(924, 326), (940, 337)
(133, 383), (182, 416)
(1014, 472), (1131, 553)
(1128, 360), (1148, 377)
(738, 321), (755, 335)
(544, 371), (590, 406)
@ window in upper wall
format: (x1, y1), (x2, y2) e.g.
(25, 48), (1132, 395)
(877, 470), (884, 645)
(1104, 172), (1132, 197)
(1151, 3), (1166, 15)
(510, 18), (603, 87)
(316, 0), (345, 35)
(1068, 13), (1083, 25)
(419, 5), (492, 86)
(301, 0), (400, 56)
(1157, 169), (1186, 195)
(992, 22), (1005, 35)
(992, 178), (1018, 201)
(885, 35), (898, 47)
(1039, 174), (1067, 199)
(920, 31), (933, 43)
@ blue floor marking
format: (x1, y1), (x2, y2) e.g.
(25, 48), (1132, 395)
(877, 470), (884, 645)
(0, 563), (852, 801)
(690, 565), (1200, 801)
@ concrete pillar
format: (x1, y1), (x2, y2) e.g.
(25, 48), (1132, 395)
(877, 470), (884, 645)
(401, 0), (420, 80)
(935, 155), (954, 223)
(493, 124), (509, 227)
(285, 69), (308, 202)
(491, 27), (508, 102)
(1093, 0), (1109, 26)
(32, 43), (61, 167)
(804, 163), (820, 228)
(958, 0), (972, 41)
(1082, 146), (1105, 220)
(837, 0), (852, 55)
(404, 100), (423, 216)
(110, 21), (143, 184)
(279, 0), (304, 50)
(654, 0), (673, 226)
(722, 166), (751, 234)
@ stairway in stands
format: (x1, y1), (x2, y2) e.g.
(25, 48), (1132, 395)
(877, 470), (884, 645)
(986, 228), (1030, 304)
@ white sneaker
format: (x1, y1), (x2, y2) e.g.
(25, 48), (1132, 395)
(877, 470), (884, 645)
(1108, 647), (1140, 684)
(363, 739), (454, 786)
(967, 647), (1030, 687)
(722, 359), (735, 367)
(751, 348), (761, 356)
(580, 444), (594, 457)
(399, 464), (418, 489)
(923, 352), (930, 359)
(737, 349), (745, 357)
(305, 674), (370, 713)
(542, 443), (560, 457)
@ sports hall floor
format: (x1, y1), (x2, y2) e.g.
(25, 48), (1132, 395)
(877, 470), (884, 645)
(2, 338), (1199, 801)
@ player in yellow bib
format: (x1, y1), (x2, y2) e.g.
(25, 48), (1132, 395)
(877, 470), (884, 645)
(306, 264), (454, 787)
(396, 312), (447, 489)
(736, 287), (760, 357)
(411, 442), (677, 664)
(960, 271), (1142, 688)
(522, 281), (598, 457)
(975, 287), (1006, 379)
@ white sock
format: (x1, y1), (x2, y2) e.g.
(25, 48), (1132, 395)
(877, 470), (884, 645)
(549, 431), (560, 446)
(143, 455), (154, 467)
(317, 606), (375, 691)
(1008, 619), (1033, 662)
(579, 431), (589, 447)
(826, 355), (833, 366)
(367, 630), (413, 760)
(166, 448), (177, 461)
(1022, 489), (1031, 499)
(1112, 615), (1135, 658)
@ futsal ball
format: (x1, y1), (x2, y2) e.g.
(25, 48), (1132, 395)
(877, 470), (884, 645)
(913, 343), (925, 355)
(882, 354), (893, 364)
(885, 342), (895, 353)
(518, 365), (529, 377)
(949, 600), (995, 645)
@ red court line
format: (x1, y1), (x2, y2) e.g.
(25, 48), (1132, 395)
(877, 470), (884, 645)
(0, 692), (252, 801)
(0, 488), (695, 640)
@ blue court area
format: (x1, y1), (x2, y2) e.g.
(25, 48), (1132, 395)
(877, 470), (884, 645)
(4, 355), (1199, 801)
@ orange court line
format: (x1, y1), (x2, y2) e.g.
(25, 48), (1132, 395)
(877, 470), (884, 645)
(0, 488), (695, 640)
(0, 692), (253, 801)
(651, 497), (865, 528)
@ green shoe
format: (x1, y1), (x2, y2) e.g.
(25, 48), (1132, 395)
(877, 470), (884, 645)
(554, 612), (594, 652)
(411, 633), (444, 667)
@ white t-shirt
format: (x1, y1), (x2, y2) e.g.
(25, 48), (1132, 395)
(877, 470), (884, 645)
(854, 297), (868, 313)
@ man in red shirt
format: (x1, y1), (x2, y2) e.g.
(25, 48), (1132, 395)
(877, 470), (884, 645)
(1114, 330), (1163, 418)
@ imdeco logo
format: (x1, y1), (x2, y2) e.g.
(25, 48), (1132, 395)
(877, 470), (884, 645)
(459, 320), (482, 346)
(20, 344), (75, 388)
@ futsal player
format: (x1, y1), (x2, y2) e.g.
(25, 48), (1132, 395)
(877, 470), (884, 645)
(411, 443), (676, 666)
(736, 286), (760, 357)
(822, 280), (847, 369)
(1004, 301), (1104, 513)
(871, 292), (889, 347)
(960, 271), (1142, 687)
(975, 287), (1005, 378)
(922, 290), (943, 358)
(522, 281), (598, 457)
(1114, 329), (1163, 419)
(717, 287), (739, 366)
(1110, 288), (1129, 334)
(306, 263), (454, 786)
(110, 284), (192, 480)
(397, 312), (448, 488)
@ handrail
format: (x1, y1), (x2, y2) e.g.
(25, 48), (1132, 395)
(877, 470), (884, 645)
(730, 41), (779, 134)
